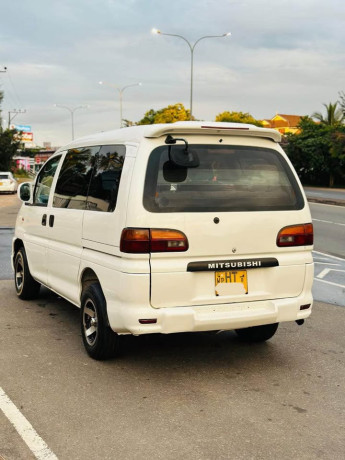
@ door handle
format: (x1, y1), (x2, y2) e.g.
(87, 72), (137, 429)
(42, 214), (47, 226)
(49, 215), (55, 227)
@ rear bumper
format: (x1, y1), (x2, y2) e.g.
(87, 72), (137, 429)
(0, 185), (16, 192)
(110, 291), (313, 335)
(105, 263), (314, 335)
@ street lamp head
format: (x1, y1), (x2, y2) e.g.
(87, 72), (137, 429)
(224, 32), (232, 37)
(151, 28), (161, 35)
(99, 81), (103, 85)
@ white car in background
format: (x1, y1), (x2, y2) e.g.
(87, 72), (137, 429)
(0, 172), (18, 193)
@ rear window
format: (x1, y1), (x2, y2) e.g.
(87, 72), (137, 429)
(0, 174), (10, 179)
(143, 145), (304, 212)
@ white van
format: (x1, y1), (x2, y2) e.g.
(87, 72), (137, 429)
(13, 122), (314, 360)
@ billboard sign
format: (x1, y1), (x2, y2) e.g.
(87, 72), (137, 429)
(13, 124), (32, 132)
(21, 132), (34, 142)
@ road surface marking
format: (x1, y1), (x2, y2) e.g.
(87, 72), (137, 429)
(313, 218), (345, 226)
(313, 251), (345, 262)
(317, 268), (330, 279)
(314, 278), (345, 289)
(314, 262), (340, 266)
(0, 387), (58, 460)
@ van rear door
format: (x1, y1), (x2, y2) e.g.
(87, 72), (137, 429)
(140, 139), (313, 308)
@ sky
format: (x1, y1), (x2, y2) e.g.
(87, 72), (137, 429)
(0, 0), (345, 147)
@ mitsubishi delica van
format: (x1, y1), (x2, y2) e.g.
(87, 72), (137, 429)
(13, 122), (314, 360)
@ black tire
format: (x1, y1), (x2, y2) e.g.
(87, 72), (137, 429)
(81, 283), (120, 360)
(235, 323), (279, 343)
(14, 247), (41, 300)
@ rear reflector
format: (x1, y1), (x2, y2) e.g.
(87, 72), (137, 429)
(120, 228), (189, 253)
(139, 319), (157, 324)
(277, 223), (313, 247)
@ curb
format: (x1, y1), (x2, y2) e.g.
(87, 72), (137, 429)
(307, 198), (345, 207)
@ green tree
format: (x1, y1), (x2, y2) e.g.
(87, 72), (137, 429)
(0, 90), (21, 170)
(136, 104), (191, 125)
(0, 129), (21, 170)
(286, 117), (345, 187)
(215, 111), (263, 127)
(136, 109), (158, 125)
(0, 90), (3, 133)
(153, 104), (190, 124)
(312, 102), (344, 126)
(338, 91), (345, 117)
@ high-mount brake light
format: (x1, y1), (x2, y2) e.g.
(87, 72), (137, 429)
(120, 228), (189, 253)
(277, 223), (313, 247)
(201, 125), (249, 130)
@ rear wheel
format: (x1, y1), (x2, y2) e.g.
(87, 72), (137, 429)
(81, 283), (120, 360)
(14, 247), (41, 300)
(235, 323), (279, 343)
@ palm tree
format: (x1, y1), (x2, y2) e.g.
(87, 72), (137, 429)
(312, 102), (344, 126)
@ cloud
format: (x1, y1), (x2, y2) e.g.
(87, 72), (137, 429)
(0, 0), (344, 145)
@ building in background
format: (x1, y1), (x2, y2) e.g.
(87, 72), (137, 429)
(262, 114), (303, 135)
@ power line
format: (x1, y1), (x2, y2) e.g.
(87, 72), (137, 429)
(8, 109), (26, 129)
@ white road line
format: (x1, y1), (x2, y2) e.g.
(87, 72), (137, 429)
(314, 262), (341, 266)
(314, 278), (345, 289)
(313, 218), (345, 226)
(313, 251), (345, 262)
(0, 387), (58, 460)
(317, 268), (330, 279)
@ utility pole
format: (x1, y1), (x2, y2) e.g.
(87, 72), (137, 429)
(0, 67), (7, 132)
(8, 109), (26, 129)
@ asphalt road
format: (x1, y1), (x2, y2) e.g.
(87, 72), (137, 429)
(310, 202), (345, 258)
(1, 190), (345, 460)
(1, 280), (344, 460)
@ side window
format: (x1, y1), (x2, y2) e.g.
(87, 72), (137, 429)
(53, 147), (99, 209)
(87, 145), (125, 212)
(33, 155), (62, 206)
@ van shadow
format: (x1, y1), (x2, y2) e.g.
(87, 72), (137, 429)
(37, 287), (290, 372)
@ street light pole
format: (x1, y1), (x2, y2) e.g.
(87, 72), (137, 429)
(152, 29), (231, 120)
(99, 81), (142, 128)
(54, 104), (88, 140)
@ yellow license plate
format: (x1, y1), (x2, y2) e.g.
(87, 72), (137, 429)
(0, 182), (2, 186)
(215, 270), (248, 295)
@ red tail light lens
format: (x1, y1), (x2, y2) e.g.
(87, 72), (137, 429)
(120, 228), (150, 253)
(277, 223), (313, 247)
(120, 228), (189, 253)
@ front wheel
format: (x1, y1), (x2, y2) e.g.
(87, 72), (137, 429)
(235, 323), (279, 343)
(14, 247), (41, 300)
(81, 283), (120, 360)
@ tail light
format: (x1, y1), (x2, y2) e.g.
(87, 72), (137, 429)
(120, 228), (189, 253)
(277, 223), (313, 247)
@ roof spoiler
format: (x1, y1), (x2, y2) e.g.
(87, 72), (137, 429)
(144, 122), (281, 143)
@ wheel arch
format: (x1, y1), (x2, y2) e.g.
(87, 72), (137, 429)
(13, 238), (24, 264)
(80, 267), (102, 301)
(79, 268), (111, 326)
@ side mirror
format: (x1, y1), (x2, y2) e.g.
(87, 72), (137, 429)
(18, 182), (33, 203)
